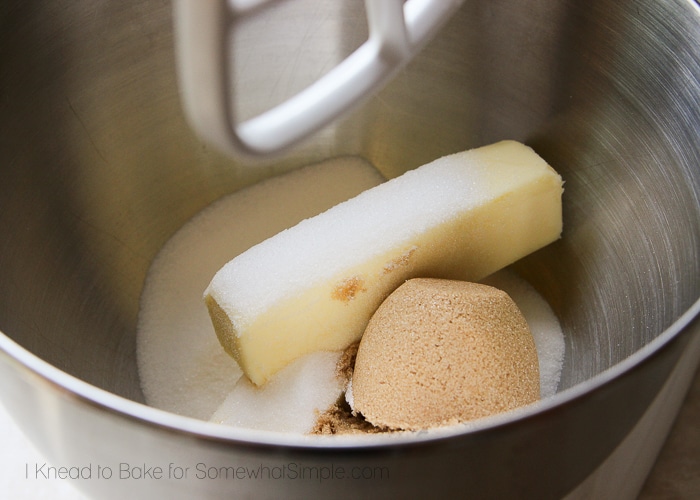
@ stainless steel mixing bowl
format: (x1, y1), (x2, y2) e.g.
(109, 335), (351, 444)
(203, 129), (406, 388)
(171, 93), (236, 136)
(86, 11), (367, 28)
(1, 0), (700, 498)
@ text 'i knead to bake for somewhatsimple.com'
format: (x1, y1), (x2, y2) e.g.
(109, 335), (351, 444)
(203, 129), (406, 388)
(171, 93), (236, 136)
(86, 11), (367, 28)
(25, 461), (390, 482)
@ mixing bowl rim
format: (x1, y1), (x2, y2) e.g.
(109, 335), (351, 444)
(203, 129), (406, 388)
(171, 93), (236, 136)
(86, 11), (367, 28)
(1, 295), (699, 450)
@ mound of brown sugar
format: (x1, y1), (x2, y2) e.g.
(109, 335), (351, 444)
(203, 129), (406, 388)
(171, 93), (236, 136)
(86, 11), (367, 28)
(352, 278), (540, 431)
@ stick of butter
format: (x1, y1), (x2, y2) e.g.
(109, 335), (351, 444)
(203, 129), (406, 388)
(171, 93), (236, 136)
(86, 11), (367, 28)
(205, 140), (564, 386)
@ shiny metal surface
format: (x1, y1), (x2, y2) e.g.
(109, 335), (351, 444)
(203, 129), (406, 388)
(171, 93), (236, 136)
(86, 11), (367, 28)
(1, 0), (700, 498)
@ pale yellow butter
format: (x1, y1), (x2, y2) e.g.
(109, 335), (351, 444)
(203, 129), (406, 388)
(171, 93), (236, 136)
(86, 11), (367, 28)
(205, 141), (564, 386)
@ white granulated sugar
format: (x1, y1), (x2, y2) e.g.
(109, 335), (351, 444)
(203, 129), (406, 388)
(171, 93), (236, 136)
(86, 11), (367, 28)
(210, 351), (344, 433)
(481, 269), (565, 398)
(345, 380), (354, 409)
(206, 151), (495, 325)
(137, 157), (384, 418)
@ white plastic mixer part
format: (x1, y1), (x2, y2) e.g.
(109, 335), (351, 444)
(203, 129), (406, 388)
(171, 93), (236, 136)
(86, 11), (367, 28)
(173, 0), (465, 157)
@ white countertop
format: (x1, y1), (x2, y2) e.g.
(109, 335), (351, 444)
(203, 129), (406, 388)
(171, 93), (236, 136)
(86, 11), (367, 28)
(0, 400), (86, 499)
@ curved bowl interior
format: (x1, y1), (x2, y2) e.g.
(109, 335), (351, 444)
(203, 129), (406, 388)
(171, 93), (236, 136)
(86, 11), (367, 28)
(1, 0), (700, 465)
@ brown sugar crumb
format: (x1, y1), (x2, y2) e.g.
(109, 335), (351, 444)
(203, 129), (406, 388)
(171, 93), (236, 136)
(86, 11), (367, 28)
(383, 246), (417, 274)
(335, 342), (359, 382)
(331, 276), (366, 302)
(311, 397), (389, 435)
